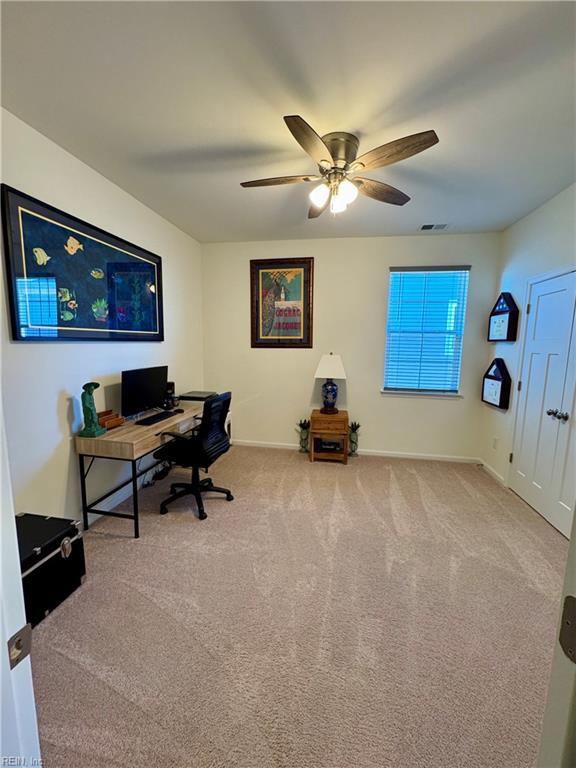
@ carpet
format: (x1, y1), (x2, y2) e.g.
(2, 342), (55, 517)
(30, 447), (567, 768)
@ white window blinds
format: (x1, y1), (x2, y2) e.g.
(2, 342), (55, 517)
(383, 267), (470, 393)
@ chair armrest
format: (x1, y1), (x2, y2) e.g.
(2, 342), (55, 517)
(159, 431), (190, 441)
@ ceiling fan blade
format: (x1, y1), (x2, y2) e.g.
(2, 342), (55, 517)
(353, 178), (410, 206)
(308, 197), (330, 219)
(284, 115), (334, 169)
(240, 174), (319, 188)
(351, 130), (438, 172)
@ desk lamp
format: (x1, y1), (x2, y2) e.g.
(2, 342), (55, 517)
(314, 353), (347, 414)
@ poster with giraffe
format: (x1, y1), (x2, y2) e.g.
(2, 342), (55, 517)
(250, 258), (313, 348)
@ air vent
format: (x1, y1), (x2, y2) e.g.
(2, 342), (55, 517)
(421, 224), (448, 231)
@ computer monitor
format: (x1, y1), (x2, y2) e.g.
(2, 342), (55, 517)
(121, 366), (168, 417)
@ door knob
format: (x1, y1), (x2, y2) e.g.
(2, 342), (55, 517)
(557, 411), (570, 422)
(546, 409), (559, 417)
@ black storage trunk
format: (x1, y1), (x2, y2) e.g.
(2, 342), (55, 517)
(16, 514), (86, 627)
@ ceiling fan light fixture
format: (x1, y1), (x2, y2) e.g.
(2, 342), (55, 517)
(338, 179), (359, 205)
(309, 183), (330, 208)
(330, 193), (347, 214)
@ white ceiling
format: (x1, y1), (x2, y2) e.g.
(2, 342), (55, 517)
(2, 2), (575, 243)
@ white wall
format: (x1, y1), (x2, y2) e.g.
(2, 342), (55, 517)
(1, 110), (204, 520)
(202, 233), (500, 459)
(3, 107), (570, 520)
(481, 184), (576, 482)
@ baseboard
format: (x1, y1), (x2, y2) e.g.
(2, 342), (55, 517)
(481, 462), (507, 486)
(232, 439), (300, 450)
(357, 448), (483, 463)
(232, 440), (482, 464)
(96, 484), (134, 512)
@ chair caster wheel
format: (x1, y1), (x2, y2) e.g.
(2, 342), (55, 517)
(226, 494), (234, 501)
(198, 511), (207, 520)
(160, 506), (169, 515)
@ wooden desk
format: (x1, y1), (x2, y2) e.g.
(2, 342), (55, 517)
(309, 409), (349, 464)
(75, 403), (202, 538)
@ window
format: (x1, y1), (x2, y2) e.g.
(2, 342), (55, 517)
(383, 266), (470, 394)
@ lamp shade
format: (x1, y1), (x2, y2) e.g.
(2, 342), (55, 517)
(314, 353), (347, 380)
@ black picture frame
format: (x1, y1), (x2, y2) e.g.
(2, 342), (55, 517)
(1, 185), (164, 342)
(482, 358), (512, 410)
(250, 258), (314, 348)
(487, 292), (519, 342)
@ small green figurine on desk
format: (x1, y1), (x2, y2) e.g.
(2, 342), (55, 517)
(78, 382), (106, 437)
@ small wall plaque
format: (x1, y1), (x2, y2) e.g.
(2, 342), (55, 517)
(482, 358), (511, 410)
(487, 292), (519, 342)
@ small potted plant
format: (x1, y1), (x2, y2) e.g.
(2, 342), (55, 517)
(91, 297), (109, 323)
(349, 421), (361, 457)
(296, 419), (311, 453)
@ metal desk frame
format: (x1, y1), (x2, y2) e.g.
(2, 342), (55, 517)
(76, 405), (202, 539)
(78, 450), (165, 539)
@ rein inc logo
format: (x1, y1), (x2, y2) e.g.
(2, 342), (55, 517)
(1, 759), (43, 766)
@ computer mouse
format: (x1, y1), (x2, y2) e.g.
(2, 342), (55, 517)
(173, 408), (184, 414)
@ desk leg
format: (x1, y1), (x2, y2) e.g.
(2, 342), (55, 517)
(79, 454), (89, 531)
(131, 460), (140, 539)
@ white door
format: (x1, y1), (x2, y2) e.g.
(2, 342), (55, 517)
(511, 269), (576, 537)
(0, 408), (41, 762)
(537, 504), (576, 766)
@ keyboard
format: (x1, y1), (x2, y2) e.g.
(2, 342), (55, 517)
(135, 411), (175, 426)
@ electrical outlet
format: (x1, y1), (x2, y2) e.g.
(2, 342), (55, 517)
(492, 437), (500, 450)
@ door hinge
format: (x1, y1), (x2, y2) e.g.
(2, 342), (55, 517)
(559, 595), (576, 664)
(517, 381), (522, 392)
(526, 303), (531, 315)
(7, 623), (32, 670)
(509, 452), (513, 463)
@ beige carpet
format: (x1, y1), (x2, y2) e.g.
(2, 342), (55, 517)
(31, 447), (567, 768)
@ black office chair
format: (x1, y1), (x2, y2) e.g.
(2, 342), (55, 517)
(154, 392), (233, 520)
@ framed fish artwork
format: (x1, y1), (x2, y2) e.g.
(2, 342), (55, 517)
(1, 185), (164, 342)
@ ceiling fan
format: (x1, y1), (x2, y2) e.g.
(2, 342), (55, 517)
(240, 115), (438, 218)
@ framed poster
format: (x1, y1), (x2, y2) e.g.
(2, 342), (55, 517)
(482, 358), (511, 409)
(487, 292), (518, 342)
(250, 258), (313, 348)
(1, 185), (164, 341)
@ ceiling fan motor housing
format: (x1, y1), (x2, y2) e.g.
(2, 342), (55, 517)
(321, 132), (359, 168)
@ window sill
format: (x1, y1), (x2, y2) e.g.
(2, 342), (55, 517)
(380, 389), (463, 399)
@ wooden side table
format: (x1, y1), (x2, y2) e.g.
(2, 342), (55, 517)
(309, 409), (349, 464)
